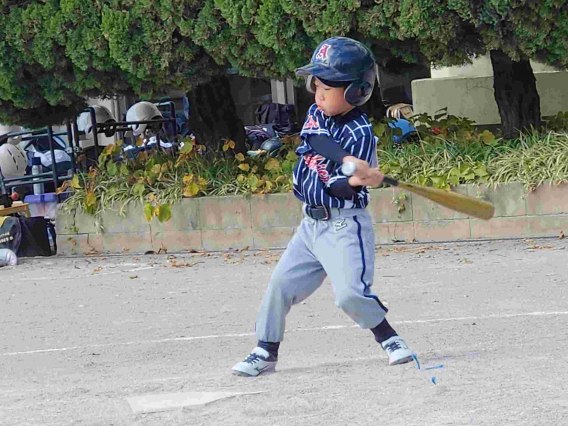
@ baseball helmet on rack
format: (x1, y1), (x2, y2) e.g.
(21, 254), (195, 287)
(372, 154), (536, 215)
(0, 124), (23, 145)
(0, 143), (27, 179)
(126, 101), (163, 137)
(77, 105), (117, 139)
(295, 37), (378, 106)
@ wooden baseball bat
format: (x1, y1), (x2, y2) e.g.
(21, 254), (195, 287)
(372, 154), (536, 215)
(341, 162), (494, 221)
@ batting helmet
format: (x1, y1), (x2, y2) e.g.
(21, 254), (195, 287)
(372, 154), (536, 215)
(295, 37), (378, 106)
(126, 101), (163, 137)
(77, 105), (117, 139)
(0, 144), (27, 179)
(0, 124), (23, 145)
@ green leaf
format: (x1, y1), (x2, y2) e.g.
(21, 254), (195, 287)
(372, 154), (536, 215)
(85, 192), (97, 207)
(133, 183), (145, 196)
(374, 123), (386, 137)
(145, 158), (156, 171)
(107, 160), (117, 176)
(180, 142), (194, 154)
(157, 204), (172, 223)
(249, 174), (259, 191)
(448, 175), (460, 186)
(459, 163), (472, 174)
(183, 182), (200, 197)
(417, 175), (428, 186)
(473, 165), (488, 177)
(449, 167), (461, 177)
(143, 202), (154, 222)
(120, 164), (129, 176)
(70, 174), (81, 189)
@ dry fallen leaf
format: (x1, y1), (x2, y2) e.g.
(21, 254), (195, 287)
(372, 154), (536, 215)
(170, 260), (195, 268)
(85, 248), (100, 256)
(559, 231), (565, 239)
(92, 267), (102, 273)
(129, 275), (138, 279)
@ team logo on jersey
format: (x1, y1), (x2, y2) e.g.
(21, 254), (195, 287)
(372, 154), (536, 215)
(304, 154), (329, 183)
(303, 115), (319, 130)
(334, 219), (347, 232)
(315, 44), (331, 61)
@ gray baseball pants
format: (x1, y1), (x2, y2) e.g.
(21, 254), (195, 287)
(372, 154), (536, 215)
(256, 206), (388, 343)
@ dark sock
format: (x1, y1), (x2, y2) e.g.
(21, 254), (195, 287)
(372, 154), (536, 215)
(371, 318), (398, 344)
(257, 340), (280, 359)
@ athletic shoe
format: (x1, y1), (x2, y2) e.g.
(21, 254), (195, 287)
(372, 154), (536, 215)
(232, 347), (277, 377)
(381, 336), (413, 365)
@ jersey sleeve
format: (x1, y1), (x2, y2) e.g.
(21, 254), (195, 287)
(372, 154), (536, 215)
(341, 132), (377, 164)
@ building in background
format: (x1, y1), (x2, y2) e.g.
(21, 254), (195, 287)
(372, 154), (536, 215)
(412, 55), (568, 125)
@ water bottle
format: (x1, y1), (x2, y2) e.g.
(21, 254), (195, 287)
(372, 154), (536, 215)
(32, 157), (44, 195)
(0, 248), (18, 266)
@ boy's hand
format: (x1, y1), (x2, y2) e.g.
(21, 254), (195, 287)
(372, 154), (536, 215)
(342, 156), (384, 187)
(342, 156), (370, 178)
(348, 168), (384, 187)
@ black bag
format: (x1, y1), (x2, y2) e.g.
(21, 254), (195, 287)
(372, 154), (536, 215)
(17, 217), (56, 257)
(254, 103), (296, 133)
(0, 217), (22, 254)
(0, 216), (56, 257)
(244, 124), (277, 150)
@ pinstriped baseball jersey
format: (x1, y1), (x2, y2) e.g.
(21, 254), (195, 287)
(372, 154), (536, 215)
(293, 104), (376, 209)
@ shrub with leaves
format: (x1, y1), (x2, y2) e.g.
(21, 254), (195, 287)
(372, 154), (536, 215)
(61, 134), (299, 228)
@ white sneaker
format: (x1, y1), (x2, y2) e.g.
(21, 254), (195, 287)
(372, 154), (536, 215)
(381, 336), (413, 366)
(232, 347), (277, 377)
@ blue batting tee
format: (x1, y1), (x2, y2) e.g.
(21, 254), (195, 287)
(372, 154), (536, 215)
(293, 104), (376, 209)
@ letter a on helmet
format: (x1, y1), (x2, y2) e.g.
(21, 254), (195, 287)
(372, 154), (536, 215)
(295, 37), (378, 106)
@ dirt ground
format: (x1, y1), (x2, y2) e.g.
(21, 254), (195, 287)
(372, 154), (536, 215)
(1, 237), (567, 426)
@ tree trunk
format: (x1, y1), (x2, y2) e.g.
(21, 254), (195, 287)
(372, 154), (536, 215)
(490, 49), (541, 139)
(186, 75), (246, 154)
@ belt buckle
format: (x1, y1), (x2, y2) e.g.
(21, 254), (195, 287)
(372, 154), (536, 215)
(309, 206), (330, 221)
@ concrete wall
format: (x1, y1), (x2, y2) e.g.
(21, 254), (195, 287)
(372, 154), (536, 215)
(430, 55), (558, 79)
(412, 71), (568, 125)
(414, 54), (568, 125)
(55, 182), (568, 255)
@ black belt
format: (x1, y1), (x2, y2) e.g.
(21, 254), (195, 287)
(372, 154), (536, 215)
(305, 205), (331, 221)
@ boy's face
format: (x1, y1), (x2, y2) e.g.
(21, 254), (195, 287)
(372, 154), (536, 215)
(313, 78), (354, 117)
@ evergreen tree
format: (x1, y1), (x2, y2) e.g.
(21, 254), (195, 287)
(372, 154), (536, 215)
(1, 1), (567, 139)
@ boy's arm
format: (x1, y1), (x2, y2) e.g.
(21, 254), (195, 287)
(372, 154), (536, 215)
(308, 134), (371, 173)
(308, 134), (378, 197)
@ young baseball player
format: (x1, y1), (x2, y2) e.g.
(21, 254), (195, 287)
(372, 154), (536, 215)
(232, 37), (413, 377)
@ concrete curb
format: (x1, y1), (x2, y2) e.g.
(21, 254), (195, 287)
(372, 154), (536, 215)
(55, 182), (568, 255)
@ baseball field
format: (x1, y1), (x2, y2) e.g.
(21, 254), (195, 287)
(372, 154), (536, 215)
(1, 237), (566, 425)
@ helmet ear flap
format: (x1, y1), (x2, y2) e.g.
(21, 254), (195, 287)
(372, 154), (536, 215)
(344, 66), (377, 106)
(305, 75), (316, 94)
(344, 81), (372, 106)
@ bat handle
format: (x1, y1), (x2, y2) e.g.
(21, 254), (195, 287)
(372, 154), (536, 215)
(382, 176), (399, 187)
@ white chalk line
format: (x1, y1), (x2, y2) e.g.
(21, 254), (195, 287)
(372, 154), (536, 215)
(2, 310), (567, 357)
